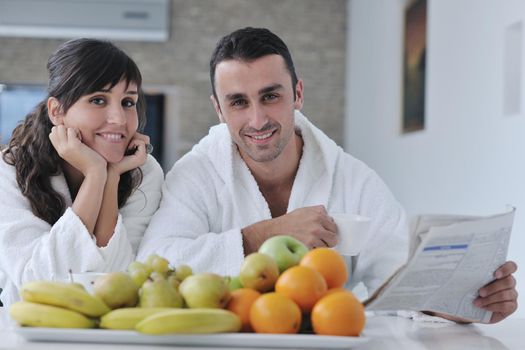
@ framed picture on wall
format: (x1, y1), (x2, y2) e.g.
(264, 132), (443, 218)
(402, 0), (427, 133)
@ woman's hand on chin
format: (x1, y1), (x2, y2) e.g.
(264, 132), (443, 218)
(49, 125), (106, 176)
(109, 132), (150, 175)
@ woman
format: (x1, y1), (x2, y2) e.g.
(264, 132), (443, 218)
(0, 38), (164, 306)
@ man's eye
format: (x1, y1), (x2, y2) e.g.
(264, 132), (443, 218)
(231, 99), (247, 107)
(263, 93), (278, 102)
(90, 97), (105, 105)
(122, 99), (136, 108)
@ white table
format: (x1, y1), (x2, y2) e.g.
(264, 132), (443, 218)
(1, 307), (523, 349)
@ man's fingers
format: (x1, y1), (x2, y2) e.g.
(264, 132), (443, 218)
(479, 275), (516, 297)
(475, 288), (518, 308)
(309, 205), (327, 214)
(320, 214), (337, 233)
(494, 261), (517, 279)
(318, 231), (338, 247)
(481, 300), (517, 315)
(303, 231), (337, 249)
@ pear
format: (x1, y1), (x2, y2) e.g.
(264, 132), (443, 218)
(145, 254), (171, 277)
(127, 261), (153, 287)
(139, 273), (184, 308)
(179, 273), (231, 309)
(167, 273), (181, 290)
(239, 253), (279, 293)
(93, 272), (139, 309)
(174, 264), (193, 281)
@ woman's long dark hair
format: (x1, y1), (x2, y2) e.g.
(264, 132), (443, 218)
(2, 38), (146, 225)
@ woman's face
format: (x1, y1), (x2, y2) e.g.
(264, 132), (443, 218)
(61, 80), (139, 163)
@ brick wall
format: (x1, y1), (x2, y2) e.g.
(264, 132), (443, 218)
(0, 0), (346, 165)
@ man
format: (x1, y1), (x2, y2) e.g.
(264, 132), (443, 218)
(138, 27), (517, 323)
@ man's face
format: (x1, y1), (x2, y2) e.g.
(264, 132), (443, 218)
(211, 55), (303, 163)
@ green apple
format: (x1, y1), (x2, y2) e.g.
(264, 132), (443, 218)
(224, 275), (243, 291)
(258, 235), (309, 273)
(179, 273), (231, 309)
(93, 272), (139, 309)
(239, 253), (279, 293)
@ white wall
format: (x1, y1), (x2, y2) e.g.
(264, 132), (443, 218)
(346, 0), (524, 318)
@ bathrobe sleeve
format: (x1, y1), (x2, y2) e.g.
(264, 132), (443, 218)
(138, 156), (245, 276)
(0, 155), (163, 294)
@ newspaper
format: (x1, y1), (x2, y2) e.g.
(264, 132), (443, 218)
(364, 207), (515, 323)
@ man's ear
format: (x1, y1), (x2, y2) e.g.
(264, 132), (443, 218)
(293, 79), (304, 110)
(210, 95), (225, 123)
(47, 97), (64, 126)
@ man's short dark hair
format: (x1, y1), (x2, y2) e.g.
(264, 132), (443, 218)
(209, 27), (298, 102)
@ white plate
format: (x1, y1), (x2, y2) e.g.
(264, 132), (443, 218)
(14, 327), (368, 348)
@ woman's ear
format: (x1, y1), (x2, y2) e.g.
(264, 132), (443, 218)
(47, 97), (64, 125)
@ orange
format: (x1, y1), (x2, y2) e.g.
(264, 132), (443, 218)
(311, 290), (365, 336)
(249, 292), (301, 334)
(226, 288), (261, 332)
(275, 265), (327, 313)
(300, 247), (348, 289)
(325, 287), (346, 296)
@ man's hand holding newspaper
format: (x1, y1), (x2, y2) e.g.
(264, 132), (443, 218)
(364, 208), (518, 323)
(431, 260), (518, 323)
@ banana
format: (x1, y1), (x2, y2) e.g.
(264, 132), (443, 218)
(10, 301), (96, 328)
(136, 308), (241, 335)
(20, 280), (110, 317)
(100, 307), (174, 330)
(69, 283), (88, 291)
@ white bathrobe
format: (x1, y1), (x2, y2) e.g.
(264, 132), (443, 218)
(0, 155), (164, 306)
(138, 111), (408, 294)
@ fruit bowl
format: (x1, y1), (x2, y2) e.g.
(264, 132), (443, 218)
(13, 327), (368, 348)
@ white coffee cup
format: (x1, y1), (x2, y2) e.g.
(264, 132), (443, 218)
(331, 213), (371, 256)
(71, 272), (107, 293)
